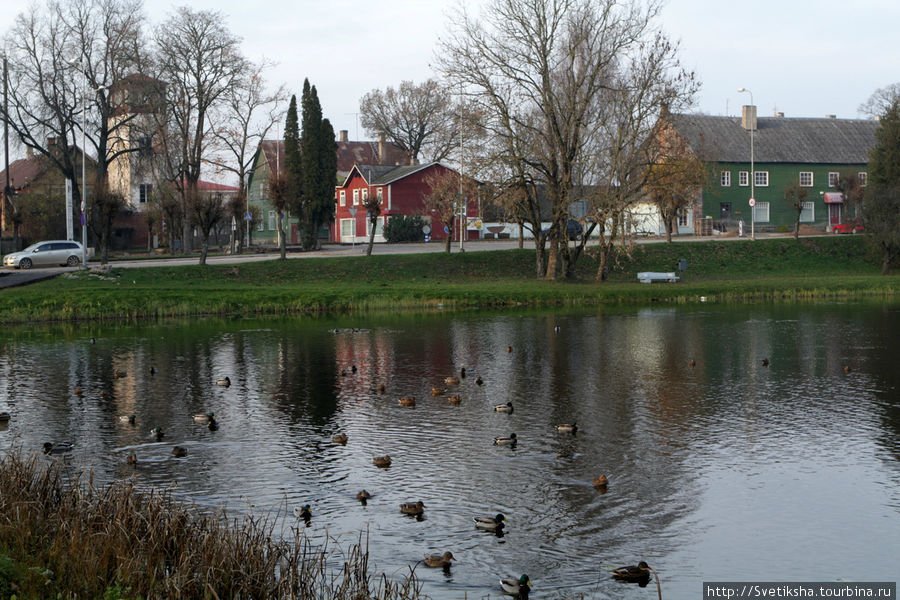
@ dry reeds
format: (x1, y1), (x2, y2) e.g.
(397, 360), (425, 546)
(0, 451), (423, 599)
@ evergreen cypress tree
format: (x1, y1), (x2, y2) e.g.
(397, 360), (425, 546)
(300, 79), (336, 249)
(863, 100), (900, 274)
(284, 94), (303, 217)
(317, 117), (338, 238)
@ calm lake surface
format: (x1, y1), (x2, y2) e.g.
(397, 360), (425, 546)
(1, 303), (899, 599)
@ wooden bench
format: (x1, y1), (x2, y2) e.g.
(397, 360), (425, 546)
(637, 272), (680, 283)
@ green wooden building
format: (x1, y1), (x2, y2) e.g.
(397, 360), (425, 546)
(665, 107), (878, 233)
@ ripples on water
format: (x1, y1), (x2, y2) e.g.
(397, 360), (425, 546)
(1, 304), (899, 599)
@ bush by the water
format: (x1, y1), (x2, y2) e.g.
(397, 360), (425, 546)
(384, 214), (425, 243)
(0, 452), (423, 599)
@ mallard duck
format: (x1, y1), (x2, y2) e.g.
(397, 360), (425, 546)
(73, 387), (84, 396)
(216, 376), (231, 387)
(500, 574), (531, 597)
(0, 412), (10, 423)
(399, 501), (425, 515)
(193, 412), (215, 423)
(843, 365), (852, 373)
(494, 402), (514, 413)
(444, 376), (460, 385)
(611, 561), (651, 582)
(294, 504), (312, 521)
(556, 422), (577, 433)
(207, 418), (219, 431)
(476, 376), (484, 386)
(761, 358), (769, 367)
(126, 453), (138, 466)
(431, 386), (445, 396)
(373, 455), (392, 468)
(150, 427), (164, 441)
(332, 432), (348, 444)
(474, 513), (506, 531)
(423, 551), (456, 568)
(505, 345), (512, 353)
(119, 414), (136, 425)
(689, 359), (696, 367)
(494, 432), (517, 446)
(172, 446), (187, 457)
(98, 390), (108, 398)
(376, 383), (386, 393)
(460, 367), (467, 378)
(398, 396), (416, 407)
(43, 442), (73, 455)
(356, 489), (372, 502)
(593, 475), (609, 488)
(448, 395), (462, 405)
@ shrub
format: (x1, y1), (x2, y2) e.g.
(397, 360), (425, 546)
(384, 215), (426, 243)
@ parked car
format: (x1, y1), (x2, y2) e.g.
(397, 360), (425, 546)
(3, 240), (84, 269)
(543, 219), (584, 241)
(833, 218), (865, 234)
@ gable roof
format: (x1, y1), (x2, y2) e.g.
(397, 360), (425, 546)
(256, 138), (409, 179)
(341, 162), (443, 187)
(0, 155), (49, 191)
(668, 113), (879, 164)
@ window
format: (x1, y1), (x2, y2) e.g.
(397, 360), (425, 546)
(352, 189), (359, 205)
(361, 188), (369, 202)
(800, 201), (815, 223)
(720, 171), (731, 187)
(367, 216), (384, 237)
(677, 207), (690, 228)
(257, 220), (264, 232)
(858, 172), (867, 187)
(339, 190), (346, 206)
(753, 201), (770, 222)
(739, 171), (749, 186)
(376, 187), (384, 201)
(138, 183), (152, 204)
(268, 210), (276, 230)
(754, 171), (769, 187)
(828, 172), (839, 188)
(799, 171), (813, 187)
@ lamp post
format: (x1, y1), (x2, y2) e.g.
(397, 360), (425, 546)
(737, 87), (755, 240)
(245, 169), (254, 251)
(69, 58), (88, 264)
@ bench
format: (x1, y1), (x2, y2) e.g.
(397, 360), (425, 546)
(637, 272), (680, 283)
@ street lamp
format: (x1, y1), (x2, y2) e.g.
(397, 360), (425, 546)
(737, 87), (756, 240)
(245, 169), (254, 250)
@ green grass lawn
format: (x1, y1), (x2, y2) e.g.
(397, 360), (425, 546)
(0, 236), (896, 323)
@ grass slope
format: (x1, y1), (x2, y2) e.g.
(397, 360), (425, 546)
(0, 236), (895, 323)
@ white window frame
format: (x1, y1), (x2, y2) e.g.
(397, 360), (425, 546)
(366, 215), (385, 237)
(800, 201), (815, 223)
(361, 188), (369, 202)
(376, 187), (384, 202)
(753, 201), (770, 222)
(828, 172), (839, 188)
(677, 207), (690, 228)
(720, 170), (731, 187)
(858, 172), (867, 187)
(799, 171), (813, 187)
(352, 189), (359, 205)
(754, 171), (769, 187)
(739, 171), (749, 187)
(138, 183), (152, 204)
(256, 220), (263, 232)
(339, 190), (346, 206)
(268, 210), (276, 230)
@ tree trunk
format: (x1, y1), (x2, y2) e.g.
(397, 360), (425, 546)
(182, 212), (192, 255)
(444, 226), (452, 253)
(883, 246), (892, 275)
(277, 212), (286, 260)
(665, 214), (673, 243)
(794, 212), (801, 241)
(199, 235), (209, 265)
(366, 218), (376, 256)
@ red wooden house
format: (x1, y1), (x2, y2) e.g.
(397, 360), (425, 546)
(333, 163), (478, 243)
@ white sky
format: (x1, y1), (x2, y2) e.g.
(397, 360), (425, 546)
(3, 0), (898, 168)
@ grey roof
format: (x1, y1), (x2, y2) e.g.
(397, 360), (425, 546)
(669, 113), (878, 164)
(350, 163), (437, 186)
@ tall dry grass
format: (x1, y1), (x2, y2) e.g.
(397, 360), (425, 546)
(0, 451), (424, 599)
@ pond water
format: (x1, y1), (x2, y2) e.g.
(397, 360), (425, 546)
(1, 303), (899, 599)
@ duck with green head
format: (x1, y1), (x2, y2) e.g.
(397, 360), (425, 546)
(473, 513), (507, 531)
(500, 574), (531, 598)
(493, 432), (517, 446)
(494, 402), (514, 413)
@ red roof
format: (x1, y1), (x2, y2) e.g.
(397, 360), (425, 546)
(258, 138), (409, 178)
(196, 180), (239, 192)
(0, 155), (51, 191)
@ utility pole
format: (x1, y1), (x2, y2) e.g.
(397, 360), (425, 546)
(2, 56), (9, 261)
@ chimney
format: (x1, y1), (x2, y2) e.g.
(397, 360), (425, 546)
(775, 111), (785, 118)
(339, 129), (348, 143)
(825, 114), (836, 119)
(741, 105), (757, 131)
(377, 133), (385, 165)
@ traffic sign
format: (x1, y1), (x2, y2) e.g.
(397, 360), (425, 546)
(749, 198), (756, 207)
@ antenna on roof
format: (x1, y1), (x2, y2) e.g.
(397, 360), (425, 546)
(345, 113), (359, 140)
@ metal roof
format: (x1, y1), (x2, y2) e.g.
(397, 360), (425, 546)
(668, 113), (878, 164)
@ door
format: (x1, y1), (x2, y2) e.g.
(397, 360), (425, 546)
(340, 219), (355, 244)
(719, 202), (732, 229)
(33, 243), (55, 266)
(829, 203), (842, 226)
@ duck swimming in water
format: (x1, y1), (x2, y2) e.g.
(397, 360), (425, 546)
(500, 574), (530, 598)
(423, 551), (456, 568)
(399, 501), (425, 516)
(493, 432), (517, 446)
(474, 513), (507, 531)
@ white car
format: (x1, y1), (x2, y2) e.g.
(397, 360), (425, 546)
(3, 240), (84, 269)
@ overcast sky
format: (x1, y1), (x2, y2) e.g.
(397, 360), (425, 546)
(3, 0), (897, 153)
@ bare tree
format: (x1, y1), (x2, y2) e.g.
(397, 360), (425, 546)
(188, 189), (224, 265)
(361, 176), (381, 257)
(439, 0), (696, 280)
(834, 171), (865, 220)
(647, 126), (706, 242)
(266, 170), (290, 260)
(153, 6), (247, 259)
(208, 59), (286, 254)
(1, 0), (148, 261)
(782, 183), (809, 241)
(859, 83), (900, 119)
(90, 174), (124, 263)
(360, 79), (460, 164)
(423, 169), (479, 253)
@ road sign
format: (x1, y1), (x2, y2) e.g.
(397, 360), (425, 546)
(749, 198), (756, 207)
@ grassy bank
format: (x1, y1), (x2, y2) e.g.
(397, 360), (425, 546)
(0, 236), (896, 323)
(0, 452), (423, 600)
